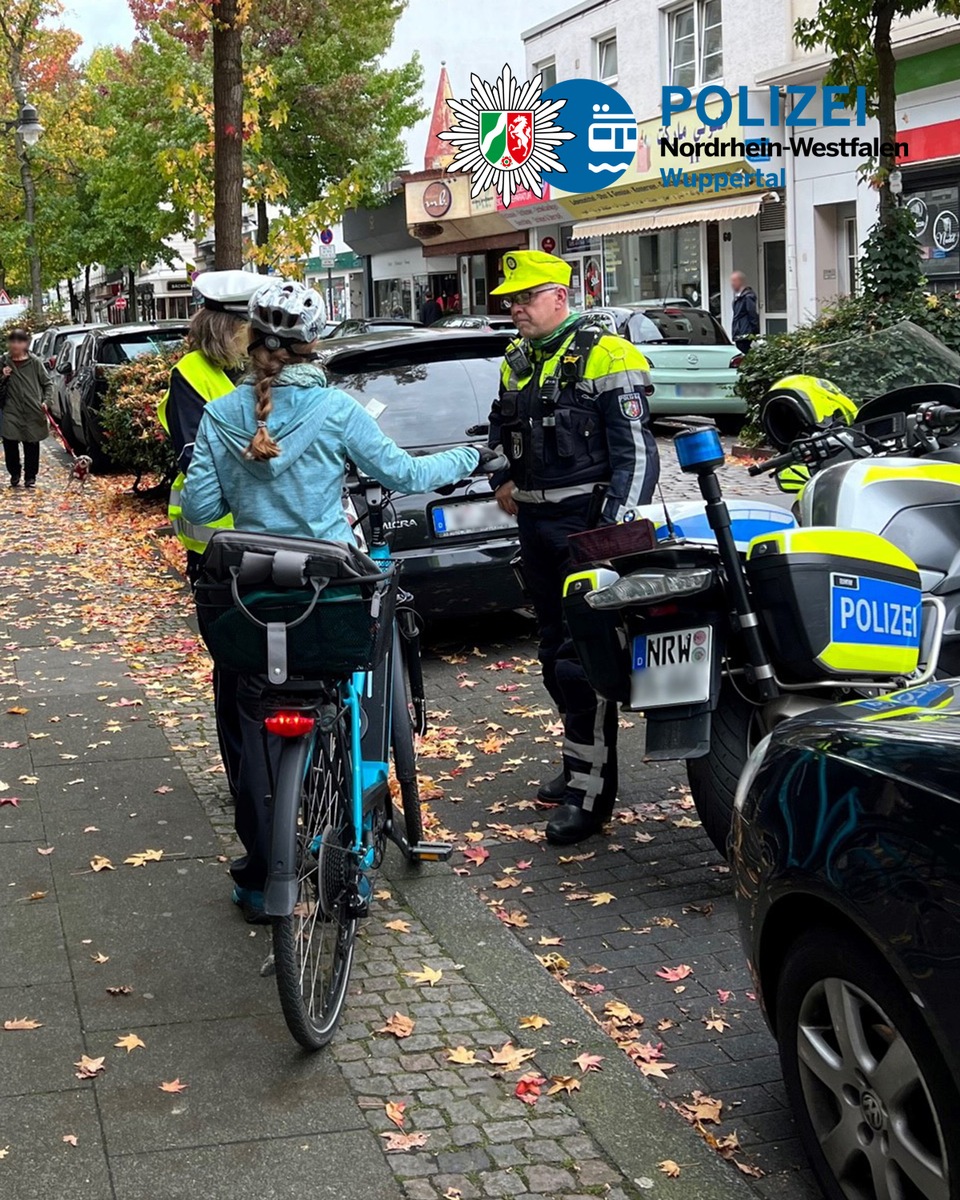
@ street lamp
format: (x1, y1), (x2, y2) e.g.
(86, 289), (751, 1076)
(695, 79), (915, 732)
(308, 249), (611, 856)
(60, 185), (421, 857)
(2, 102), (44, 147)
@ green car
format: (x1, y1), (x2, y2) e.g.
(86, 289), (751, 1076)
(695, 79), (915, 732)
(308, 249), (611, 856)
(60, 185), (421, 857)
(586, 305), (746, 418)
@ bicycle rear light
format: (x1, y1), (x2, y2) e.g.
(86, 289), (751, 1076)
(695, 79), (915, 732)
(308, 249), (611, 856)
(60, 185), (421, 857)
(264, 712), (316, 738)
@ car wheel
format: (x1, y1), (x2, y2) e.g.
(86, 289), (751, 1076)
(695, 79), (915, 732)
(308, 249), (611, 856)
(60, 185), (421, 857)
(776, 929), (957, 1200)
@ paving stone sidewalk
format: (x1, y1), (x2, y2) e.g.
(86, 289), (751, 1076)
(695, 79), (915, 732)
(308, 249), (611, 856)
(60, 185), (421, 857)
(0, 440), (758, 1198)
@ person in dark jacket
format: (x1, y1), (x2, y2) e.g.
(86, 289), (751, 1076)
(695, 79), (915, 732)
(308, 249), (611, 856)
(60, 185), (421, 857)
(730, 271), (760, 354)
(420, 293), (443, 325)
(1, 329), (53, 488)
(488, 251), (660, 846)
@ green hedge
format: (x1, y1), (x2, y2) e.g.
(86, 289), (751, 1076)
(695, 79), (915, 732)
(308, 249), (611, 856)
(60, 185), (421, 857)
(735, 289), (960, 445)
(99, 349), (182, 480)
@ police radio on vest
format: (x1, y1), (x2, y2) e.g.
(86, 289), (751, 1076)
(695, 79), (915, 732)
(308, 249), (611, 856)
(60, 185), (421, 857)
(661, 85), (868, 128)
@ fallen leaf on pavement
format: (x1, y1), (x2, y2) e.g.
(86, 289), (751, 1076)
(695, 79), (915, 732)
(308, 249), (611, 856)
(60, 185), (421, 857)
(445, 1046), (478, 1065)
(380, 1130), (429, 1152)
(546, 1075), (581, 1096)
(703, 1010), (730, 1033)
(7, 707), (28, 715)
(656, 965), (693, 982)
(659, 1160), (682, 1178)
(518, 1014), (551, 1031)
(3, 1017), (42, 1031)
(378, 1013), (415, 1039)
(404, 964), (442, 987)
(106, 986), (132, 997)
(638, 1059), (677, 1079)
(495, 909), (529, 928)
(27, 891), (46, 901)
(673, 816), (702, 828)
(385, 1101), (406, 1129)
(0, 796), (19, 807)
(538, 935), (563, 946)
(124, 849), (164, 868)
(90, 953), (109, 964)
(604, 1001), (643, 1025)
(735, 1160), (765, 1178)
(516, 859), (533, 870)
(574, 1053), (604, 1073)
(159, 1079), (188, 1093)
(36, 846), (54, 856)
(657, 1018), (676, 1032)
(62, 1134), (78, 1146)
(514, 1072), (546, 1105)
(154, 786), (173, 794)
(374, 889), (391, 901)
(114, 1033), (145, 1053)
(488, 1042), (536, 1072)
(384, 919), (411, 934)
(462, 846), (489, 866)
(717, 989), (734, 1004)
(675, 1091), (723, 1125)
(558, 851), (595, 864)
(443, 1189), (462, 1200)
(74, 1056), (106, 1080)
(0, 1147), (8, 1158)
(590, 891), (616, 906)
(536, 952), (570, 973)
(90, 856), (114, 872)
(653, 916), (678, 928)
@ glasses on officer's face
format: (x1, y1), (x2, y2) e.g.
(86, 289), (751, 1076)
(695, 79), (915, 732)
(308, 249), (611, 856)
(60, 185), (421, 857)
(501, 285), (561, 312)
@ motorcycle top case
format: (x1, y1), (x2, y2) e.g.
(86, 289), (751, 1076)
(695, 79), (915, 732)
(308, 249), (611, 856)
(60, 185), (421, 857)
(745, 527), (922, 683)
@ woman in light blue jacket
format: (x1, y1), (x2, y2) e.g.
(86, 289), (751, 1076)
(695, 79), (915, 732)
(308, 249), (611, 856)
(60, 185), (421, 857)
(182, 279), (487, 921)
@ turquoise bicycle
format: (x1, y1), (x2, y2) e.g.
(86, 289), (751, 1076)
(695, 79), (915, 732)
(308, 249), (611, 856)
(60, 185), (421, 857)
(195, 462), (499, 1048)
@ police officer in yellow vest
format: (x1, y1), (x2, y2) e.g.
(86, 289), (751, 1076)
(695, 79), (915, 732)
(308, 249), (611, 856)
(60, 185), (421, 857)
(488, 251), (660, 845)
(158, 269), (263, 799)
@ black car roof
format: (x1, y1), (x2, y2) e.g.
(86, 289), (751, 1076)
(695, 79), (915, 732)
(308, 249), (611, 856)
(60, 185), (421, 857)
(317, 328), (512, 371)
(93, 322), (189, 338)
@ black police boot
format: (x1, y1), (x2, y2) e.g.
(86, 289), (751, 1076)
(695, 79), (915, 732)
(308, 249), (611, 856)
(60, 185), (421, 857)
(545, 793), (613, 846)
(536, 770), (568, 805)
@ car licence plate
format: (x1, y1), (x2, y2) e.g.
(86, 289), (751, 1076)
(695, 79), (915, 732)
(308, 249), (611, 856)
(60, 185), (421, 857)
(630, 625), (713, 709)
(673, 383), (716, 397)
(431, 498), (517, 538)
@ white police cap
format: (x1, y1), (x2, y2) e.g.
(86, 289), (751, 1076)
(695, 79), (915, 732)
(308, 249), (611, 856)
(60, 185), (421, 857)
(193, 269), (263, 315)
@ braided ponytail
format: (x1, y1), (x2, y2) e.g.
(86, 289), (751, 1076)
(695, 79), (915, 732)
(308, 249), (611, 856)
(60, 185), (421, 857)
(245, 345), (286, 461)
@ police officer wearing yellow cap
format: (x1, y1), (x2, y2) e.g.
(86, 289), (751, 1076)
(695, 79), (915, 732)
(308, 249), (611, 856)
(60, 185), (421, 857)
(158, 269), (262, 801)
(488, 250), (660, 845)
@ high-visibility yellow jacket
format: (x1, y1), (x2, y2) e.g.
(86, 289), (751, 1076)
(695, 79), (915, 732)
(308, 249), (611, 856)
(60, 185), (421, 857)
(158, 350), (236, 553)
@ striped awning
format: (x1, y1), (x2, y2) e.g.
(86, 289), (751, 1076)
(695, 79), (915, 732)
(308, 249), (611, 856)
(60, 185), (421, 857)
(572, 195), (769, 239)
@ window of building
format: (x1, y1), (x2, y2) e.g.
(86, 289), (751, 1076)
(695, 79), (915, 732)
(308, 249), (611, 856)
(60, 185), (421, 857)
(669, 0), (722, 89)
(602, 227), (702, 307)
(596, 34), (618, 83)
(534, 58), (557, 89)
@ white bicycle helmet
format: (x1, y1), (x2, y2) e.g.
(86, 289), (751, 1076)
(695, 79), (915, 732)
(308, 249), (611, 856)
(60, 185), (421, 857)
(248, 279), (327, 350)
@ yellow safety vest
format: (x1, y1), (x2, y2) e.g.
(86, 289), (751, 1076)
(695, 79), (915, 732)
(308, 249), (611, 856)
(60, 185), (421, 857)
(158, 350), (236, 554)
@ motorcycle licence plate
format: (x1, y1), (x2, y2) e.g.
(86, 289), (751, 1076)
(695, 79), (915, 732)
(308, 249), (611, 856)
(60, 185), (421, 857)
(630, 625), (713, 709)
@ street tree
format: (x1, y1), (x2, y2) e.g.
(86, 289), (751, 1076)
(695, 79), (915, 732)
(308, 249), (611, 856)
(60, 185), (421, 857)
(796, 0), (960, 297)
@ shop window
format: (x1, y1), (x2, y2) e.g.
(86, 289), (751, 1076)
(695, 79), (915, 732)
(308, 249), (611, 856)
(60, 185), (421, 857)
(596, 34), (618, 84)
(905, 183), (960, 282)
(668, 0), (722, 89)
(375, 278), (412, 319)
(534, 58), (557, 89)
(603, 228), (701, 307)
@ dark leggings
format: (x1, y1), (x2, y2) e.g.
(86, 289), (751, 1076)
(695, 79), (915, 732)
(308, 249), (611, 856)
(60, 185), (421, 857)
(4, 440), (40, 482)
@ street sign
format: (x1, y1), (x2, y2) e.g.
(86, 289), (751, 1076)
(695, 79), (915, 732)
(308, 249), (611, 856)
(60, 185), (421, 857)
(541, 236), (556, 253)
(115, 296), (128, 310)
(319, 228), (334, 245)
(320, 244), (337, 267)
(0, 289), (11, 306)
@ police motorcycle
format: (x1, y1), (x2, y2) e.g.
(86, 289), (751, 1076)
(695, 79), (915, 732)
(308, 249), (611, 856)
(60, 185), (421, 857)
(562, 323), (960, 856)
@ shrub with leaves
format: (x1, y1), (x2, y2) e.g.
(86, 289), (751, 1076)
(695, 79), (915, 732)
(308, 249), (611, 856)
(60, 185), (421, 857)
(1, 305), (69, 339)
(736, 287), (960, 439)
(99, 348), (183, 481)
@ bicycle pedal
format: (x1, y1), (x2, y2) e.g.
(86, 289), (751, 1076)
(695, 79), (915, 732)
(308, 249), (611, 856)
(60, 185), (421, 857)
(409, 841), (453, 863)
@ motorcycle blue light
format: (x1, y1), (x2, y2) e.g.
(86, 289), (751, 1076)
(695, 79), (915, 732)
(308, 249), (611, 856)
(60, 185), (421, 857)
(674, 428), (725, 473)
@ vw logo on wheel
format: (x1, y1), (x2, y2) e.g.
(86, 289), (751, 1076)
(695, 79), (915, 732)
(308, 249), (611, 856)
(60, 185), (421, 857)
(860, 1091), (885, 1131)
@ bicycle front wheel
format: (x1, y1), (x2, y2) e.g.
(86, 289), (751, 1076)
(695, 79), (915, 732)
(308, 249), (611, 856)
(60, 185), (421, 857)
(273, 716), (358, 1050)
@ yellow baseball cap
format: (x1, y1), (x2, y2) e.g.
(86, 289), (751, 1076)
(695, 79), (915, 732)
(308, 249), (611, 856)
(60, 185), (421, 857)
(490, 250), (573, 296)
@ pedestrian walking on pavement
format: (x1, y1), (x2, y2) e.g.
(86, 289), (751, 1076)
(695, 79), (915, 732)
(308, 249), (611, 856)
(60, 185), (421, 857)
(730, 271), (760, 355)
(487, 251), (660, 846)
(158, 270), (263, 804)
(1, 327), (53, 489)
(180, 278), (488, 922)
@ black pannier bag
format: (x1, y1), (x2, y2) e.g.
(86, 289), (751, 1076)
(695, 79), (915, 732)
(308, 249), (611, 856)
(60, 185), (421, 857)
(194, 531), (398, 684)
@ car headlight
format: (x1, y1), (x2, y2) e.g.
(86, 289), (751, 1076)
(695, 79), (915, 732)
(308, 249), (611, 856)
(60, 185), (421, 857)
(733, 732), (773, 815)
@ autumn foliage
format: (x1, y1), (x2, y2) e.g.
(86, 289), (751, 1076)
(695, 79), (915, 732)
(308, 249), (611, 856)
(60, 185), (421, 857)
(99, 350), (183, 480)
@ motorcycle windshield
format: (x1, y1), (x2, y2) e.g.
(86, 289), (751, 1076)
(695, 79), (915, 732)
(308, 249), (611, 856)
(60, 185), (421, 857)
(800, 320), (960, 406)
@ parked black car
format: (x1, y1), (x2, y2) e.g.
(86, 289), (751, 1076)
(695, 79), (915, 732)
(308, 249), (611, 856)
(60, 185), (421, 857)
(430, 314), (517, 332)
(66, 322), (189, 468)
(326, 317), (424, 340)
(317, 329), (523, 619)
(732, 682), (960, 1200)
(49, 329), (97, 427)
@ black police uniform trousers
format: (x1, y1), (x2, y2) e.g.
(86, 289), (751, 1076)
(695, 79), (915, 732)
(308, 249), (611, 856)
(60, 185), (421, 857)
(517, 495), (618, 816)
(187, 549), (244, 807)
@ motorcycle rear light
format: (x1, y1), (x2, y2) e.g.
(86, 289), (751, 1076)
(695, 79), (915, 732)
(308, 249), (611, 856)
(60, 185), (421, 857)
(264, 712), (316, 738)
(586, 567), (713, 610)
(729, 353), (744, 369)
(568, 518), (658, 565)
(646, 603), (679, 617)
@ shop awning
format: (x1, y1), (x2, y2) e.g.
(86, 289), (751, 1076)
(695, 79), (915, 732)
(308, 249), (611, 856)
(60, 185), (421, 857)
(573, 195), (769, 239)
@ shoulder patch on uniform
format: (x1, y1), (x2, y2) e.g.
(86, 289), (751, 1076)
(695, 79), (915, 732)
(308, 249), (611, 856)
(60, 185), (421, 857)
(619, 391), (645, 420)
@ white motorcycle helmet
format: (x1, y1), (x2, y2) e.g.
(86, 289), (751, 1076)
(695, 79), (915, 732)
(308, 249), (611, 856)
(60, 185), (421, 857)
(248, 279), (327, 351)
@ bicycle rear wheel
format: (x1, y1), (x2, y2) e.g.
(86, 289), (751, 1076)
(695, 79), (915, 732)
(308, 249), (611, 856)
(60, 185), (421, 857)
(273, 716), (358, 1050)
(391, 628), (424, 851)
